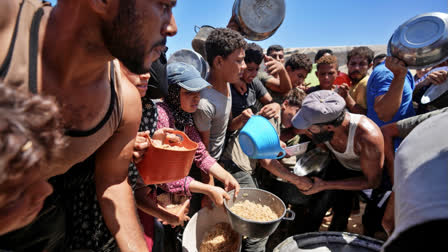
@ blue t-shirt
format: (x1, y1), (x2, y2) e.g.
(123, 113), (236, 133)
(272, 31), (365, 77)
(366, 62), (416, 127)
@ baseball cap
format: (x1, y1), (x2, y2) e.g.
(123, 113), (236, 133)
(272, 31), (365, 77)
(167, 62), (210, 92)
(292, 90), (346, 129)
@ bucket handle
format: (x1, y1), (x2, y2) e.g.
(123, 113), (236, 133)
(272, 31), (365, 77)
(276, 149), (286, 159)
(282, 209), (295, 221)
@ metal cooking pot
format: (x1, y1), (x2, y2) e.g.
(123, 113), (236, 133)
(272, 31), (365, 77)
(388, 12), (448, 69)
(167, 49), (209, 79)
(233, 0), (286, 41)
(191, 25), (215, 60)
(224, 188), (295, 238)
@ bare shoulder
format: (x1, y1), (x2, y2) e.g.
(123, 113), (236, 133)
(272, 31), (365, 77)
(116, 64), (142, 128)
(355, 115), (384, 150)
(0, 0), (21, 61)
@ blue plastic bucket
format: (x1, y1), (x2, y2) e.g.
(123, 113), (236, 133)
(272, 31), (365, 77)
(239, 115), (286, 159)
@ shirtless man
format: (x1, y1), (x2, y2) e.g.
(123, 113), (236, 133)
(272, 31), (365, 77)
(292, 90), (384, 231)
(0, 0), (177, 251)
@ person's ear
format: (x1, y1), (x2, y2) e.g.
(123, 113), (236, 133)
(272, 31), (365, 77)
(213, 56), (224, 69)
(368, 62), (373, 69)
(88, 0), (116, 18)
(326, 125), (335, 131)
(281, 100), (288, 110)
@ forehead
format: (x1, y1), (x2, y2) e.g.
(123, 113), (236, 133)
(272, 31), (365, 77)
(349, 55), (368, 63)
(270, 50), (284, 56)
(317, 64), (337, 72)
(246, 62), (259, 69)
(226, 48), (245, 59)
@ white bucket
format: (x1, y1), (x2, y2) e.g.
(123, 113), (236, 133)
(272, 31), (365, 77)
(182, 207), (242, 252)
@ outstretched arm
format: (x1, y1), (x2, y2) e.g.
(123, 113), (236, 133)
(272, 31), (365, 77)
(95, 76), (148, 252)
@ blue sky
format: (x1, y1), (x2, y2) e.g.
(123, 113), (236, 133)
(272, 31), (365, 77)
(47, 0), (446, 57)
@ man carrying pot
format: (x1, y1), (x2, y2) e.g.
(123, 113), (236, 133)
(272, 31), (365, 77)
(291, 90), (385, 231)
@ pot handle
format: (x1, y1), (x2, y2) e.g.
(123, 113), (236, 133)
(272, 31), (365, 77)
(194, 25), (201, 33)
(282, 209), (295, 221)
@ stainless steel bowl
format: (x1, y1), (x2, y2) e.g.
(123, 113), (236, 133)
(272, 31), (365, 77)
(233, 0), (285, 41)
(224, 188), (295, 238)
(388, 12), (448, 69)
(167, 49), (209, 79)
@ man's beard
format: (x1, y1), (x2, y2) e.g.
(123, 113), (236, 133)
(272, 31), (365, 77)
(101, 0), (162, 74)
(311, 131), (334, 144)
(349, 71), (364, 84)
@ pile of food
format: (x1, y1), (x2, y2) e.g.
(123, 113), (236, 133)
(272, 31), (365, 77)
(152, 139), (188, 150)
(229, 200), (279, 222)
(156, 193), (188, 214)
(199, 223), (239, 252)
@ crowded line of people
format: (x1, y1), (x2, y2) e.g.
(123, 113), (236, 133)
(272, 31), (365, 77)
(0, 0), (447, 252)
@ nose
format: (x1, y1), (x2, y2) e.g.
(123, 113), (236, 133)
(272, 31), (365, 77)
(162, 15), (177, 37)
(241, 60), (247, 71)
(139, 72), (151, 82)
(31, 180), (53, 204)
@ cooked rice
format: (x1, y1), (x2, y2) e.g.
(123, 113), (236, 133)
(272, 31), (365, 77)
(152, 139), (188, 150)
(230, 200), (279, 222)
(199, 223), (239, 252)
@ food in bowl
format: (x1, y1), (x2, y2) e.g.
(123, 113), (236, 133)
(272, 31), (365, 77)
(152, 139), (188, 150)
(229, 200), (279, 222)
(199, 222), (239, 252)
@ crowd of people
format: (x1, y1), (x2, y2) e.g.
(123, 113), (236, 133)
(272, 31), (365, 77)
(0, 0), (447, 252)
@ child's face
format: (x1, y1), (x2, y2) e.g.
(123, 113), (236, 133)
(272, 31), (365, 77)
(221, 48), (247, 84)
(0, 168), (53, 235)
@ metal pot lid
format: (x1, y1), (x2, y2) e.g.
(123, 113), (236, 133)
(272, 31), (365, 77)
(236, 0), (285, 34)
(398, 13), (447, 49)
(421, 78), (448, 104)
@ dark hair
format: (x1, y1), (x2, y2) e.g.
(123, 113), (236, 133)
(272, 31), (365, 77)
(373, 53), (387, 62)
(267, 45), (284, 56)
(284, 88), (306, 107)
(316, 111), (345, 127)
(0, 84), (65, 184)
(245, 43), (264, 65)
(285, 53), (312, 73)
(314, 49), (333, 63)
(347, 46), (375, 65)
(316, 55), (338, 70)
(205, 28), (247, 67)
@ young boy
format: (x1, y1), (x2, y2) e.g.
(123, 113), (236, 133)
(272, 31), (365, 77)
(0, 83), (65, 235)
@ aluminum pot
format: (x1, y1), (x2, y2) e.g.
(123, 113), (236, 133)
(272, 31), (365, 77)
(167, 49), (209, 79)
(233, 0), (285, 41)
(191, 25), (215, 60)
(224, 188), (295, 238)
(388, 12), (448, 69)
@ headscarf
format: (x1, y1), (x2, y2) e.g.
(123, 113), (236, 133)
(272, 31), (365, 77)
(164, 84), (194, 130)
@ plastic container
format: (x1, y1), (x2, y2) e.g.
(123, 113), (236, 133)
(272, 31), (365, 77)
(182, 206), (242, 252)
(274, 232), (384, 252)
(239, 115), (286, 159)
(137, 130), (198, 184)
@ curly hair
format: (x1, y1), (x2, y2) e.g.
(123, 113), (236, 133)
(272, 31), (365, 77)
(347, 46), (375, 65)
(284, 88), (307, 107)
(0, 84), (65, 184)
(285, 53), (312, 73)
(266, 45), (283, 56)
(245, 43), (264, 65)
(314, 49), (333, 63)
(316, 55), (338, 70)
(205, 28), (247, 67)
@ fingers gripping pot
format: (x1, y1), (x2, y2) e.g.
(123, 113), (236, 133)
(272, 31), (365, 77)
(137, 130), (198, 184)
